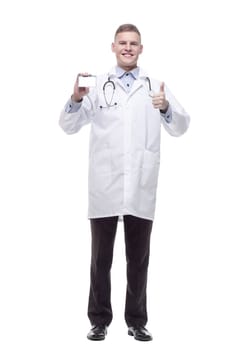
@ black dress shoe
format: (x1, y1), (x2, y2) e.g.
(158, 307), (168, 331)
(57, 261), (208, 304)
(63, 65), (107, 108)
(128, 326), (153, 341)
(87, 325), (107, 341)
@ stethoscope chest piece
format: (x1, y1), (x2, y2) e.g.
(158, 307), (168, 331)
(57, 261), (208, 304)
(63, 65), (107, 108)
(148, 90), (155, 98)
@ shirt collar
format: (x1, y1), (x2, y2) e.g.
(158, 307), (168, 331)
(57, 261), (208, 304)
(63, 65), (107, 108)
(115, 66), (140, 79)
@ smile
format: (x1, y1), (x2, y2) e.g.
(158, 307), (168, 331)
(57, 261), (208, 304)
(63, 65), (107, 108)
(122, 53), (133, 57)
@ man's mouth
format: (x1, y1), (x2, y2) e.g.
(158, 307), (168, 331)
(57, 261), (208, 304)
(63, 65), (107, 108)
(122, 53), (133, 57)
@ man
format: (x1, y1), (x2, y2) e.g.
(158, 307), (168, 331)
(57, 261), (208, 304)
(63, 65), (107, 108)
(59, 23), (190, 341)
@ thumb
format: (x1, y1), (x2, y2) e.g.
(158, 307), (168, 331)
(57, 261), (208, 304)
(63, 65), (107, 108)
(160, 82), (165, 93)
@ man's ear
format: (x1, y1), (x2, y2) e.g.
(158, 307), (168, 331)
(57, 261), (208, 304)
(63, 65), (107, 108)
(139, 44), (143, 54)
(111, 42), (115, 52)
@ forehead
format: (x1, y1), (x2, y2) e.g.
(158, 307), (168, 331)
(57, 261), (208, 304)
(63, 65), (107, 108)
(115, 31), (141, 43)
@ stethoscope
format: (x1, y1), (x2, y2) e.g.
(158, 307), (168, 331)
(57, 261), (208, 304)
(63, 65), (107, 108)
(99, 76), (154, 109)
(100, 78), (117, 108)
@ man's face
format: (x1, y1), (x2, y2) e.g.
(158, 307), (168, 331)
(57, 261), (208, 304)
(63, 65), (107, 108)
(111, 31), (143, 71)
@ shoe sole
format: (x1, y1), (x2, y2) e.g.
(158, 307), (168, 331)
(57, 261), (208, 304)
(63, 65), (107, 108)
(87, 335), (105, 341)
(128, 330), (152, 341)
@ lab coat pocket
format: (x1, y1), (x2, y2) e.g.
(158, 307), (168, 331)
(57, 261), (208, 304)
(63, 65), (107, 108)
(89, 148), (112, 198)
(140, 149), (160, 190)
(91, 148), (112, 174)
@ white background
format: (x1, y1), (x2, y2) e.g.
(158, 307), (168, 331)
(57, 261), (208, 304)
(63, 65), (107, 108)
(0, 0), (233, 349)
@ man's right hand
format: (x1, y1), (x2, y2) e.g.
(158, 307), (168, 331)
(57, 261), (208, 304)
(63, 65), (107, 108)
(71, 73), (90, 102)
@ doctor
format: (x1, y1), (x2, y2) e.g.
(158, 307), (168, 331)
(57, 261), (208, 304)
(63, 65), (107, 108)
(59, 23), (190, 341)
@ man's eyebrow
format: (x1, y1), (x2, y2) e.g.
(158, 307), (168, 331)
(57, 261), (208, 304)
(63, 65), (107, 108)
(118, 40), (140, 44)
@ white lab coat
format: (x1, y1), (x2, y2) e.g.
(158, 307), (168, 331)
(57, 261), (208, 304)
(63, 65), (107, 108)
(59, 67), (190, 220)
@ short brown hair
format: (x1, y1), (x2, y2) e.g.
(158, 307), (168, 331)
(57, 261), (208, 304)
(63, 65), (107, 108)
(114, 24), (141, 39)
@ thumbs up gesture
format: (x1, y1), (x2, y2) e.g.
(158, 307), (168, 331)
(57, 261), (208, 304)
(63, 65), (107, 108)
(152, 82), (169, 112)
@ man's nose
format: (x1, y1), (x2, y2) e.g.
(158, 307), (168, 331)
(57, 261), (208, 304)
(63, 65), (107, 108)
(125, 43), (131, 50)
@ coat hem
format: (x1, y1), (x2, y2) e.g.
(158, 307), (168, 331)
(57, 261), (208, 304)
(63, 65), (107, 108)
(87, 210), (154, 221)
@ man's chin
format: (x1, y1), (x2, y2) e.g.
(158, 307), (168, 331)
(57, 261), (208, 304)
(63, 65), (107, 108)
(120, 61), (136, 68)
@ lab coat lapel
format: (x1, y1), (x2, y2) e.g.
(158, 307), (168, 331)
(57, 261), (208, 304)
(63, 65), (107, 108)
(128, 79), (144, 98)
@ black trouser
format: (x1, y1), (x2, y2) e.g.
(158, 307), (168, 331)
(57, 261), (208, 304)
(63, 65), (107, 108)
(87, 215), (153, 327)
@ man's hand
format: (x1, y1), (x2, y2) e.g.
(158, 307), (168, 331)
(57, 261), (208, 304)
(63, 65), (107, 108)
(152, 82), (169, 112)
(71, 73), (90, 102)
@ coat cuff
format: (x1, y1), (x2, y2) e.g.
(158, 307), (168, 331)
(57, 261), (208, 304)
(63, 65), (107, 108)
(64, 98), (82, 113)
(160, 104), (172, 123)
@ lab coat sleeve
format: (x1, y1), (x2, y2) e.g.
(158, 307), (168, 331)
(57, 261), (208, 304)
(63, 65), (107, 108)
(161, 85), (190, 137)
(59, 93), (96, 135)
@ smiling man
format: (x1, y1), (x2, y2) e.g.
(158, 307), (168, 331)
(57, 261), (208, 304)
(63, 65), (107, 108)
(59, 23), (190, 341)
(112, 27), (143, 71)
